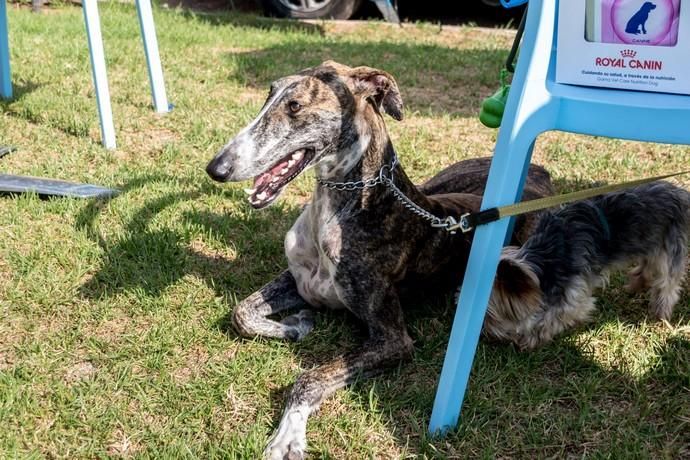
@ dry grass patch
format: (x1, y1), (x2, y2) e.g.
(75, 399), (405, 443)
(107, 427), (141, 458)
(64, 361), (97, 385)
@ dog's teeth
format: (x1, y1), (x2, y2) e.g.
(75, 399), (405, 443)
(256, 191), (268, 200)
(293, 151), (304, 160)
(243, 188), (256, 195)
(271, 176), (280, 183)
(281, 168), (289, 174)
(288, 160), (296, 167)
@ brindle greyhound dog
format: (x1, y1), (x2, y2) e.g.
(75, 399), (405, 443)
(206, 61), (554, 459)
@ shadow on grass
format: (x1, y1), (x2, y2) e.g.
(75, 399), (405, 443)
(75, 172), (300, 319)
(227, 43), (508, 118)
(0, 81), (44, 106)
(411, 332), (690, 457)
(0, 79), (42, 106)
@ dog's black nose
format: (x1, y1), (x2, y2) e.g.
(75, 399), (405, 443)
(206, 156), (233, 182)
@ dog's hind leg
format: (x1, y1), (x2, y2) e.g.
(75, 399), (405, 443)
(626, 261), (650, 293)
(232, 270), (315, 341)
(264, 291), (413, 460)
(646, 247), (688, 322)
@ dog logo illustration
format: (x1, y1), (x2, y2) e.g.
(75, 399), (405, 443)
(610, 0), (679, 46)
(625, 2), (657, 34)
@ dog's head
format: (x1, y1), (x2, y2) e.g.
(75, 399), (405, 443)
(484, 247), (543, 343)
(206, 60), (404, 208)
(642, 2), (657, 11)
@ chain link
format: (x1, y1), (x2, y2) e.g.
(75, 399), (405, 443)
(384, 177), (458, 230)
(316, 156), (398, 191)
(316, 156), (461, 233)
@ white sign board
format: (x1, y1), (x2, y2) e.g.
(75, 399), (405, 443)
(556, 0), (689, 95)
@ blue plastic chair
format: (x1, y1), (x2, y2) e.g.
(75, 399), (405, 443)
(429, 0), (690, 435)
(0, 0), (170, 149)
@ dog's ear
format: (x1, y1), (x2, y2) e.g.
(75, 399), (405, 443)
(496, 248), (540, 296)
(348, 66), (404, 121)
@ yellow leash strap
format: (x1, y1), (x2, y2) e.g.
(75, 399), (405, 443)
(449, 170), (690, 234)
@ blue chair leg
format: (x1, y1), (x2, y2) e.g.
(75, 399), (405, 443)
(428, 133), (536, 434)
(0, 0), (12, 100)
(135, 0), (170, 113)
(82, 0), (116, 149)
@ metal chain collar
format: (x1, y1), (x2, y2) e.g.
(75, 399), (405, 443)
(316, 156), (463, 233)
(316, 156), (399, 191)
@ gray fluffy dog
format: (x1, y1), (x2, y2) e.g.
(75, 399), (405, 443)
(485, 181), (689, 350)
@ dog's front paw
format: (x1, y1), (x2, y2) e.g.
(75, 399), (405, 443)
(264, 438), (306, 460)
(264, 409), (308, 460)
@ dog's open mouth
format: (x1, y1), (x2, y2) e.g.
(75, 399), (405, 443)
(245, 149), (315, 209)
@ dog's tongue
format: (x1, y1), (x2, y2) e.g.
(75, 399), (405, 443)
(253, 171), (274, 191)
(246, 149), (307, 208)
(252, 154), (293, 191)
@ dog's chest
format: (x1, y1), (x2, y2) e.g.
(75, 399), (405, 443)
(284, 202), (346, 309)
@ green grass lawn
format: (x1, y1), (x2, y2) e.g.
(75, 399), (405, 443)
(1, 3), (689, 458)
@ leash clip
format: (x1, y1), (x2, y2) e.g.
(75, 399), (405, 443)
(433, 215), (474, 235)
(445, 213), (473, 234)
(432, 216), (457, 233)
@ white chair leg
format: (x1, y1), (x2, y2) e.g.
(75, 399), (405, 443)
(135, 0), (170, 113)
(82, 0), (116, 149)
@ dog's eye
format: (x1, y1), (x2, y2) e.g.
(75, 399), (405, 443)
(288, 101), (302, 114)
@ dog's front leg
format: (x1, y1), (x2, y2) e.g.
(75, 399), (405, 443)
(264, 291), (413, 460)
(233, 270), (314, 341)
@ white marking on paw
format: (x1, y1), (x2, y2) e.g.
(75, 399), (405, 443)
(264, 406), (309, 460)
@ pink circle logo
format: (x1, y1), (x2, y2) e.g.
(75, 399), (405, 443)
(612, 0), (674, 45)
